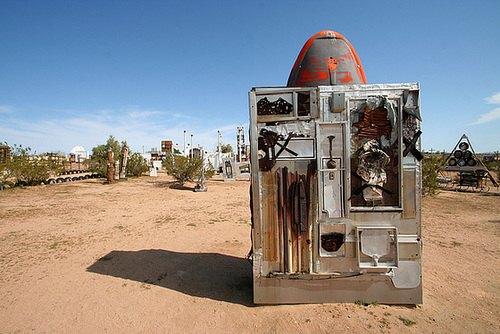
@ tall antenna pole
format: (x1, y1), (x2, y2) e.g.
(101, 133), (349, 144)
(183, 130), (187, 157)
(190, 134), (193, 159)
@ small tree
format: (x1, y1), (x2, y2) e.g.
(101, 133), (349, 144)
(163, 154), (215, 185)
(163, 154), (202, 184)
(221, 143), (233, 153)
(89, 135), (127, 177)
(1, 143), (64, 187)
(422, 155), (444, 196)
(126, 152), (149, 177)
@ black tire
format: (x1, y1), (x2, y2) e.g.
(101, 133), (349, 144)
(453, 150), (463, 158)
(467, 158), (477, 166)
(463, 150), (472, 159)
(458, 158), (467, 166)
(449, 157), (457, 166)
(459, 142), (469, 150)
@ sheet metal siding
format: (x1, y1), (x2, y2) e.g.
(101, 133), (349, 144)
(250, 84), (422, 304)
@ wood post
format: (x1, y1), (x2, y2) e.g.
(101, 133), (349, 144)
(106, 150), (114, 184)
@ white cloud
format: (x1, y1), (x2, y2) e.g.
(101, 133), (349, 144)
(484, 92), (500, 104)
(0, 105), (15, 114)
(470, 92), (500, 125)
(1, 106), (245, 154)
(469, 107), (500, 125)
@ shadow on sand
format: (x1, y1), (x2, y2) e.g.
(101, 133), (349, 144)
(147, 180), (195, 191)
(87, 249), (254, 306)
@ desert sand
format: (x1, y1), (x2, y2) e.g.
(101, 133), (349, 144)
(1, 172), (499, 333)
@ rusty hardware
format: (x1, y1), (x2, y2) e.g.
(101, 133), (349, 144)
(327, 135), (336, 169)
(257, 97), (293, 115)
(354, 107), (392, 139)
(321, 232), (345, 252)
(403, 130), (423, 161)
(258, 129), (298, 171)
(274, 166), (314, 272)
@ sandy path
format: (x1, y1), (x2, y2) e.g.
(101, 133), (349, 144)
(1, 172), (499, 333)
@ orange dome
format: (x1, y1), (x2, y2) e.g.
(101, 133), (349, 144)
(287, 30), (367, 87)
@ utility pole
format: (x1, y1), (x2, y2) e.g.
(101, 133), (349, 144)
(183, 130), (187, 157)
(190, 134), (193, 159)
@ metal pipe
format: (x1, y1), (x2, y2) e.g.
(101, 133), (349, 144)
(183, 130), (187, 157)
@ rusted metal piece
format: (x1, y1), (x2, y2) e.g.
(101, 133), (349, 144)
(257, 97), (293, 115)
(321, 232), (345, 252)
(327, 135), (336, 169)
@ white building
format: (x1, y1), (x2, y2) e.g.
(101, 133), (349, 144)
(69, 146), (89, 162)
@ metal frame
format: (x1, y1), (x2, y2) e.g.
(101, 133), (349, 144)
(249, 83), (422, 305)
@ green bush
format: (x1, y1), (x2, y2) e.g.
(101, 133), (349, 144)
(126, 152), (149, 177)
(0, 144), (65, 187)
(485, 160), (500, 182)
(163, 154), (214, 184)
(221, 143), (233, 153)
(89, 135), (127, 177)
(422, 155), (445, 196)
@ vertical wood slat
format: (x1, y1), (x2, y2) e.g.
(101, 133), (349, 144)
(276, 168), (284, 272)
(262, 172), (278, 261)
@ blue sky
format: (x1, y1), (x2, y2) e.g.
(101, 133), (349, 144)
(1, 0), (499, 154)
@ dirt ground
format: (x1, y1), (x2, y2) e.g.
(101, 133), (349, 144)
(1, 172), (499, 333)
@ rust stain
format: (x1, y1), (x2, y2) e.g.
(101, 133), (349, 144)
(326, 57), (339, 71)
(338, 71), (353, 83)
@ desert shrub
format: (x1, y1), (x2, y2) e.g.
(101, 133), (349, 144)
(89, 135), (127, 177)
(422, 155), (445, 196)
(126, 152), (149, 177)
(163, 154), (215, 184)
(204, 161), (216, 179)
(484, 160), (500, 182)
(1, 144), (65, 187)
